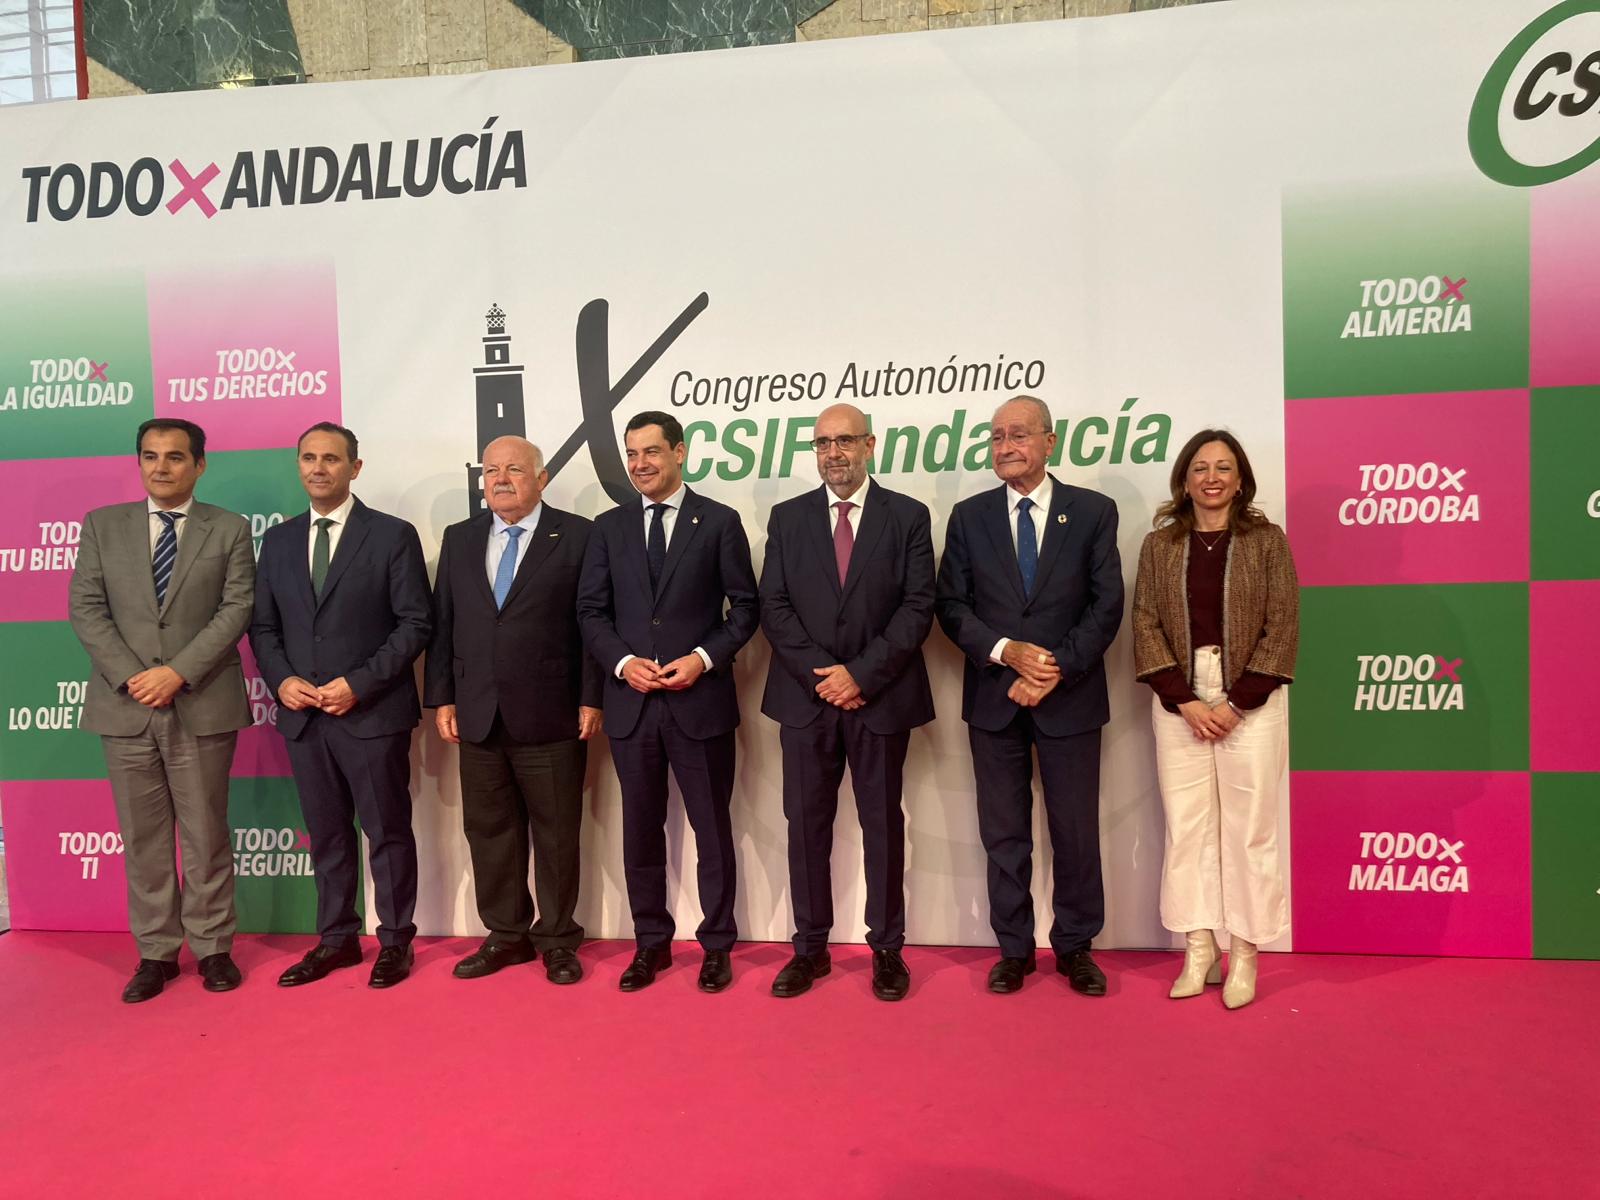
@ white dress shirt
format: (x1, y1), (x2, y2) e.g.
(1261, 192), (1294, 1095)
(307, 492), (357, 572)
(146, 496), (195, 555)
(485, 504), (543, 587)
(615, 484), (714, 678)
(991, 474), (1053, 665)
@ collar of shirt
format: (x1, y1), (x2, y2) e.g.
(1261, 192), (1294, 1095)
(1006, 475), (1052, 517)
(826, 477), (870, 511)
(310, 493), (357, 529)
(642, 484), (686, 513)
(492, 503), (542, 538)
(147, 496), (195, 519)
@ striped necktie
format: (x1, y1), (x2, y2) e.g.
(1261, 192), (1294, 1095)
(152, 511), (182, 606)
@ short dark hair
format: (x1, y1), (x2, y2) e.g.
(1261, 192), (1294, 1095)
(136, 418), (207, 462)
(298, 421), (359, 460)
(624, 410), (684, 448)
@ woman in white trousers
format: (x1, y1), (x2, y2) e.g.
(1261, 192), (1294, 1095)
(1132, 429), (1299, 1009)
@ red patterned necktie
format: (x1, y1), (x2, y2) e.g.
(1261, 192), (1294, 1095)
(833, 501), (855, 585)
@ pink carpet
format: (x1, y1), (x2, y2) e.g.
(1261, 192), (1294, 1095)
(1, 933), (1595, 1198)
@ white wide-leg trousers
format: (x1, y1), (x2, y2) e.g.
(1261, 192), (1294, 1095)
(1153, 646), (1289, 944)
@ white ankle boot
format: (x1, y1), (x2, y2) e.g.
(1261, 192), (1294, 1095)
(1223, 938), (1258, 1009)
(1169, 930), (1222, 999)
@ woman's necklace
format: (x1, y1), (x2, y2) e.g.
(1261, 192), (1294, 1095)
(1193, 527), (1228, 552)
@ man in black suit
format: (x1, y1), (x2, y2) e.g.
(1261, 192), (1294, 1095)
(935, 395), (1124, 996)
(425, 435), (602, 985)
(577, 411), (758, 993)
(759, 403), (934, 1002)
(249, 422), (432, 990)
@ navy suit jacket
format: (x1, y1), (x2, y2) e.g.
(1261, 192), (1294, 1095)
(759, 481), (934, 736)
(249, 497), (432, 741)
(577, 487), (758, 740)
(935, 476), (1124, 737)
(424, 505), (602, 745)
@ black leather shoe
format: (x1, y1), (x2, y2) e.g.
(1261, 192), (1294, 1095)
(1057, 949), (1107, 996)
(618, 947), (672, 992)
(987, 955), (1036, 994)
(278, 941), (362, 987)
(871, 949), (911, 1002)
(771, 950), (831, 998)
(198, 952), (242, 993)
(368, 944), (414, 989)
(453, 939), (537, 979)
(121, 958), (179, 1004)
(543, 947), (583, 985)
(698, 950), (732, 993)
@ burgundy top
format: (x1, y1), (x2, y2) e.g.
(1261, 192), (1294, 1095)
(1146, 529), (1282, 712)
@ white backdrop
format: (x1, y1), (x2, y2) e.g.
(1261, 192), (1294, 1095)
(3, 0), (1549, 948)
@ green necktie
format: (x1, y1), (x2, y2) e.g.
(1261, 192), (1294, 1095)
(312, 517), (333, 597)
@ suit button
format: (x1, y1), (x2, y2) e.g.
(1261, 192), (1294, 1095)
(152, 657), (163, 665)
(158, 621), (167, 630)
(652, 618), (661, 626)
(315, 636), (323, 644)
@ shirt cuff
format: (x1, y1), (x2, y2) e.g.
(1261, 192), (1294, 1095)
(989, 638), (1009, 666)
(614, 654), (634, 679)
(694, 647), (713, 672)
(1227, 671), (1283, 711)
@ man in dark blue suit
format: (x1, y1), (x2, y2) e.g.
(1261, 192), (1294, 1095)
(425, 435), (602, 987)
(249, 422), (432, 990)
(577, 411), (758, 993)
(759, 403), (934, 1002)
(935, 395), (1124, 996)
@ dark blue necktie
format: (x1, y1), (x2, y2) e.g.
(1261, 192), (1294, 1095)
(1016, 497), (1037, 595)
(493, 525), (524, 609)
(152, 511), (182, 606)
(647, 503), (668, 590)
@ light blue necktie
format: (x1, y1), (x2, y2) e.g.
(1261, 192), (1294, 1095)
(493, 526), (524, 609)
(152, 511), (182, 606)
(1016, 497), (1037, 595)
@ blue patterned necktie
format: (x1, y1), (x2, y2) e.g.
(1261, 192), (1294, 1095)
(647, 503), (668, 590)
(1016, 497), (1037, 595)
(493, 525), (524, 609)
(152, 511), (182, 606)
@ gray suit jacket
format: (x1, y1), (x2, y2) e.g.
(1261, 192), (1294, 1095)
(68, 499), (256, 737)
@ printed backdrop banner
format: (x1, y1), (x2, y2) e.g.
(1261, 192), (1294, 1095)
(1, 0), (1597, 957)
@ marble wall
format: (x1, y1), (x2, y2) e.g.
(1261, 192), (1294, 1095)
(84, 0), (1220, 96)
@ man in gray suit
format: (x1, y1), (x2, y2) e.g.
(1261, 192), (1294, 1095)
(69, 418), (256, 1003)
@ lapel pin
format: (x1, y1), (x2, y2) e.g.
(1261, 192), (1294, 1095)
(691, 515), (700, 525)
(549, 532), (560, 538)
(1057, 514), (1068, 524)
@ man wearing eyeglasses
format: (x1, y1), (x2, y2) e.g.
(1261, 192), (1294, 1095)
(935, 395), (1124, 996)
(758, 404), (935, 1001)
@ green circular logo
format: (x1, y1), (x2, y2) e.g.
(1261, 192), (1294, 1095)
(1469, 0), (1600, 186)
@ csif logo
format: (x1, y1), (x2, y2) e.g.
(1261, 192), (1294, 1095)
(1470, 1), (1600, 186)
(18, 117), (526, 224)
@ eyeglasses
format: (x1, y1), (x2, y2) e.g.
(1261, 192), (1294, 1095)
(812, 435), (866, 452)
(989, 429), (1049, 448)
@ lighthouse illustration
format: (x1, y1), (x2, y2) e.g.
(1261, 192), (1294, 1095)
(466, 303), (527, 514)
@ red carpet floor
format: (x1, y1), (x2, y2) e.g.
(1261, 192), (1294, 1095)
(1, 932), (1595, 1198)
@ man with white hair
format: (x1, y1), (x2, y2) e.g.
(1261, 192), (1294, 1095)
(425, 435), (603, 985)
(936, 395), (1124, 997)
